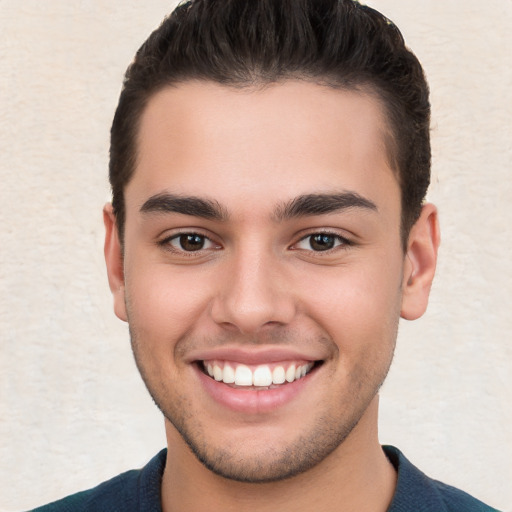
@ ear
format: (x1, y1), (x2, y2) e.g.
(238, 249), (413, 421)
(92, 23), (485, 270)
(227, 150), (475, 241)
(103, 203), (128, 322)
(401, 203), (440, 320)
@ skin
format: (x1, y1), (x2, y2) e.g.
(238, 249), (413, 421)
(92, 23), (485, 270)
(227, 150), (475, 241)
(104, 80), (440, 512)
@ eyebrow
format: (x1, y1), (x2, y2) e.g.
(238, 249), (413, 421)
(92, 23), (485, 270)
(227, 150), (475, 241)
(140, 193), (228, 221)
(274, 192), (378, 221)
(139, 191), (377, 223)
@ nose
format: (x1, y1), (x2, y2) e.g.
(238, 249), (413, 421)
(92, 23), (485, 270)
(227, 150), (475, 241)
(210, 247), (296, 335)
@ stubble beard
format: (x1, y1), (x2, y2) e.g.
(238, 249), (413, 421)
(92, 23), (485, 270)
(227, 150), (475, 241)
(129, 326), (397, 484)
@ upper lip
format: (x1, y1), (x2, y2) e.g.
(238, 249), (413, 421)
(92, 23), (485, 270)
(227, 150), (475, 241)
(185, 346), (323, 365)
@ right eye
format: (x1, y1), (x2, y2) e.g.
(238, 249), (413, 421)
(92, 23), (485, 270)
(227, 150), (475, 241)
(166, 233), (218, 252)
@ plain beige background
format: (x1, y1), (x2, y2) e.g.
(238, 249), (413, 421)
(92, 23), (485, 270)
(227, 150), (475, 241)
(0, 1), (510, 511)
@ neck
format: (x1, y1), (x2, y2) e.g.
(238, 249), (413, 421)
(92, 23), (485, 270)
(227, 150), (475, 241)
(161, 397), (396, 512)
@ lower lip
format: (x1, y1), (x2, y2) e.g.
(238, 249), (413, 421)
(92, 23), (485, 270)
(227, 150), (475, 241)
(195, 364), (314, 414)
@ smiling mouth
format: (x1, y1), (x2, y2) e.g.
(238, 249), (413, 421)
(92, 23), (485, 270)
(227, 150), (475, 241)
(199, 360), (321, 389)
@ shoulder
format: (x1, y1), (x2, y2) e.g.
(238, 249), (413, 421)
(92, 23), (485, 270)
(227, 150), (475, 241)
(27, 470), (141, 512)
(27, 449), (167, 512)
(384, 445), (501, 512)
(434, 479), (501, 512)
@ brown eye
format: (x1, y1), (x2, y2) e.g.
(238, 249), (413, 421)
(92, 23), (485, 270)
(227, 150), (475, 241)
(309, 234), (336, 251)
(294, 233), (351, 252)
(165, 233), (215, 252)
(161, 232), (220, 255)
(177, 234), (206, 251)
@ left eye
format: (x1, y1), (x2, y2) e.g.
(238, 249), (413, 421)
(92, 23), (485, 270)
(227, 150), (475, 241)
(168, 233), (217, 252)
(295, 233), (347, 252)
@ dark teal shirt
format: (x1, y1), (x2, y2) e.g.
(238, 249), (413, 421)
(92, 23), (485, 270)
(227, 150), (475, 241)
(29, 446), (500, 511)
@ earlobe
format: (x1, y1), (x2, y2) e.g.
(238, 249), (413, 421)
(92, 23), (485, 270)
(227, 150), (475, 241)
(103, 203), (128, 322)
(400, 203), (440, 320)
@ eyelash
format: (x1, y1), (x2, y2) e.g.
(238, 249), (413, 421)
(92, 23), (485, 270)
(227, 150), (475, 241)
(157, 230), (353, 255)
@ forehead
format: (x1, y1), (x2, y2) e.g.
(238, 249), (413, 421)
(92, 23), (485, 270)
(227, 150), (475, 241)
(127, 80), (398, 215)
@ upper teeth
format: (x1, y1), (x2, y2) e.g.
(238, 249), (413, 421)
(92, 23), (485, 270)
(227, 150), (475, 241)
(204, 361), (314, 387)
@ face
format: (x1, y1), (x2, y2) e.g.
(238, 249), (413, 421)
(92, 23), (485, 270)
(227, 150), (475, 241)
(105, 80), (436, 482)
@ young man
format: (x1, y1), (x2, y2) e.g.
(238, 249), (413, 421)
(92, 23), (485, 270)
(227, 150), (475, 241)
(31, 1), (499, 511)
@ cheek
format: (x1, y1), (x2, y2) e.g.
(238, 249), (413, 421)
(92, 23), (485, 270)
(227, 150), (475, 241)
(125, 263), (213, 346)
(302, 259), (403, 348)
